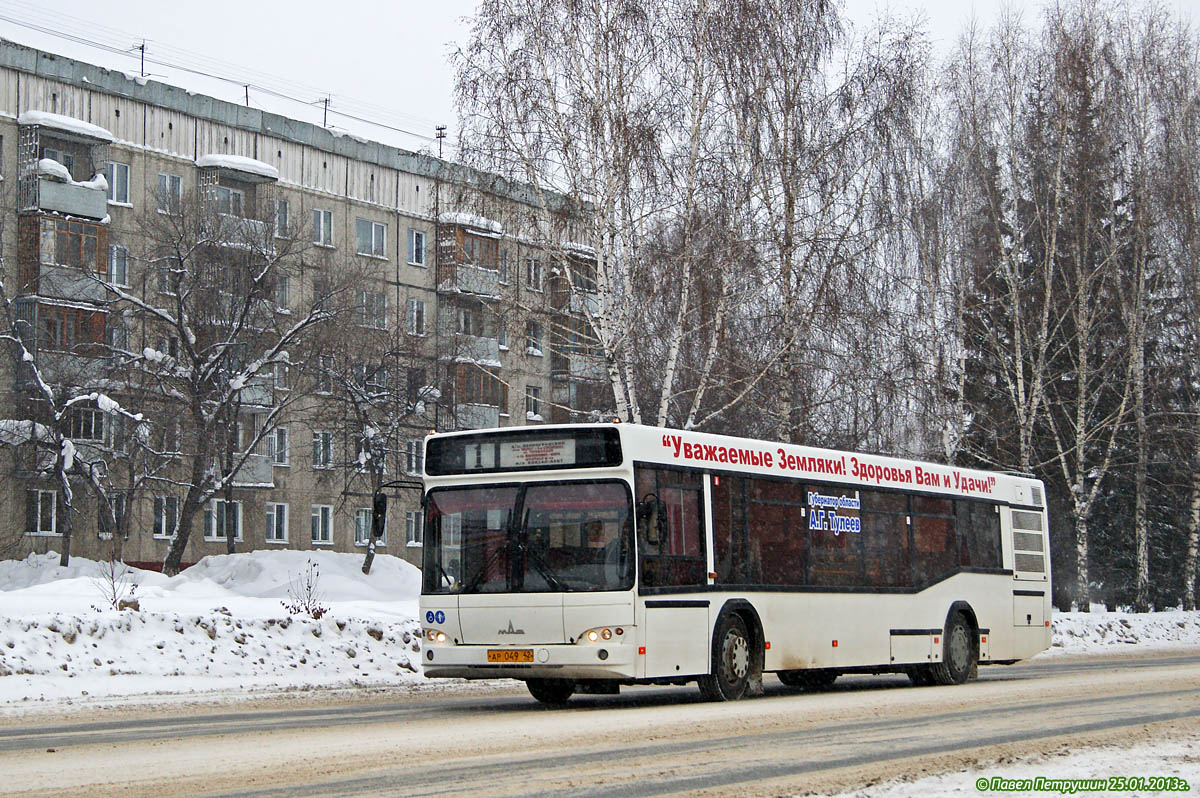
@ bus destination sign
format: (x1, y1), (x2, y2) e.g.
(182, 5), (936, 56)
(500, 439), (576, 468)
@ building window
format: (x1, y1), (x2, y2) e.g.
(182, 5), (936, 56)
(407, 298), (426, 336)
(70, 404), (105, 441)
(265, 502), (288, 542)
(462, 234), (497, 269)
(311, 504), (333, 544)
(274, 274), (290, 310)
(106, 317), (129, 353)
(40, 306), (104, 352)
(273, 362), (290, 392)
(356, 218), (387, 258)
(497, 320), (508, 350)
(354, 508), (382, 546)
(408, 229), (426, 266)
(458, 367), (503, 406)
(109, 245), (129, 286)
(157, 172), (182, 213)
(317, 356), (334, 394)
(405, 439), (424, 475)
(26, 490), (58, 536)
(526, 320), (543, 355)
(313, 431), (333, 468)
(105, 162), (130, 204)
(215, 185), (244, 216)
(100, 494), (128, 540)
(204, 499), (242, 541)
(313, 209), (333, 246)
(41, 218), (102, 272)
(269, 427), (289, 465)
(275, 199), (290, 238)
(406, 509), (423, 547)
(498, 249), (509, 284)
(526, 385), (543, 419)
(364, 364), (387, 393)
(526, 258), (543, 291)
(456, 306), (477, 336)
(153, 496), (178, 539)
(358, 291), (387, 329)
(42, 146), (74, 174)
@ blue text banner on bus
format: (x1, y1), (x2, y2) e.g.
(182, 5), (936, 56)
(660, 434), (997, 496)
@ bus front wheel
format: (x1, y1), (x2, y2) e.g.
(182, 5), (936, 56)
(526, 678), (575, 705)
(931, 612), (976, 685)
(699, 613), (753, 701)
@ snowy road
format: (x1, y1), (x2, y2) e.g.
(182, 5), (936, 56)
(2, 651), (1198, 797)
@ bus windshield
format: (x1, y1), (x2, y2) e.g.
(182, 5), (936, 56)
(423, 481), (634, 594)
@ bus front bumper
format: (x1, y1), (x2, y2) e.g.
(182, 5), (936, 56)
(422, 643), (637, 680)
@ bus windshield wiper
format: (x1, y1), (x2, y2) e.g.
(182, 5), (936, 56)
(462, 538), (510, 593)
(521, 541), (565, 591)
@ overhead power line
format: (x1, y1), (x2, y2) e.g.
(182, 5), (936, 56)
(0, 0), (453, 149)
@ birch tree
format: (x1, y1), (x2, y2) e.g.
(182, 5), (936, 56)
(1155, 17), (1200, 610)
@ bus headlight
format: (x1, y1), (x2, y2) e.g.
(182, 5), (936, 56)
(424, 629), (448, 644)
(578, 627), (620, 643)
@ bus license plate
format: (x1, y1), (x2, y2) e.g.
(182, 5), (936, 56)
(487, 649), (533, 663)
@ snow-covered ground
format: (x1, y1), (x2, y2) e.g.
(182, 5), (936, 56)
(2, 550), (1199, 712)
(830, 732), (1200, 797)
(1, 551), (1198, 791)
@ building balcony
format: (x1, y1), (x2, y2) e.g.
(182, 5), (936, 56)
(438, 263), (500, 299)
(443, 334), (500, 366)
(37, 265), (109, 304)
(570, 291), (601, 317)
(231, 453), (274, 488)
(455, 403), (500, 430)
(210, 214), (273, 252)
(551, 351), (605, 381)
(29, 176), (109, 220)
(234, 375), (275, 407)
(19, 351), (107, 387)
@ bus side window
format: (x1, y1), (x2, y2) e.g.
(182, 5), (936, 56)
(957, 500), (1001, 569)
(635, 467), (706, 588)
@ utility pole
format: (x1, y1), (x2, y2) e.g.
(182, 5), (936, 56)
(436, 126), (446, 159)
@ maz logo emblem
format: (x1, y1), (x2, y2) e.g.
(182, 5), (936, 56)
(498, 620), (525, 635)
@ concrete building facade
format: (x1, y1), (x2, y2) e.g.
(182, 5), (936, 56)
(0, 40), (608, 571)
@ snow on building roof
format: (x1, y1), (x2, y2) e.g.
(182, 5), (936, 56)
(438, 212), (504, 234)
(196, 154), (279, 182)
(18, 110), (114, 142)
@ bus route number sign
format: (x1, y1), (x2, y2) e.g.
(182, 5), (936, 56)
(500, 439), (576, 468)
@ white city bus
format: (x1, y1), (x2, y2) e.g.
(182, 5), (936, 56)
(419, 423), (1051, 704)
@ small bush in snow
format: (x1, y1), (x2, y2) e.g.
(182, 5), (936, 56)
(281, 559), (327, 620)
(92, 559), (139, 611)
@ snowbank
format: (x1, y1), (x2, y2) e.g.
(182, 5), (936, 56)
(1045, 609), (1200, 655)
(1, 548), (1198, 711)
(0, 550), (423, 706)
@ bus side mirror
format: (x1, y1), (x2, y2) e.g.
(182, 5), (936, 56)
(372, 492), (388, 538)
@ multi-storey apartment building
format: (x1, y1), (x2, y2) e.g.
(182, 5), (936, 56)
(0, 40), (609, 570)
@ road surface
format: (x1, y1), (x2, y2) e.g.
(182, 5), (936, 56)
(1, 651), (1197, 797)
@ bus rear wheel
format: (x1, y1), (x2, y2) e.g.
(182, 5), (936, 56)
(930, 612), (975, 686)
(526, 678), (575, 705)
(699, 613), (752, 701)
(778, 669), (838, 690)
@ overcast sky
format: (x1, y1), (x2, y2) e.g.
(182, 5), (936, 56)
(1, 0), (1188, 158)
